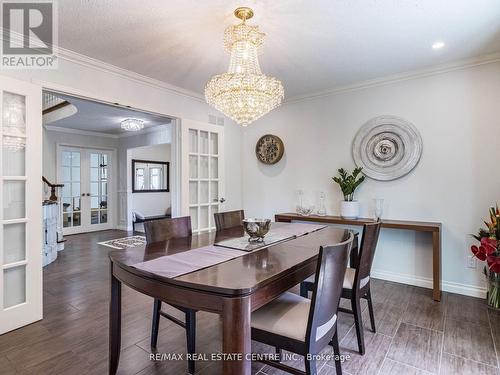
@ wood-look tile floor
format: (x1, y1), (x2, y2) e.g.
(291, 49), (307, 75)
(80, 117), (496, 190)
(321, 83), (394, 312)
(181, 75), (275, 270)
(1, 230), (499, 375)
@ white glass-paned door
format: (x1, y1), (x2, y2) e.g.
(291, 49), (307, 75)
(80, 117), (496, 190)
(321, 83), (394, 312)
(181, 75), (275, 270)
(61, 150), (81, 230)
(182, 120), (224, 232)
(59, 147), (112, 235)
(0, 77), (42, 334)
(90, 152), (108, 226)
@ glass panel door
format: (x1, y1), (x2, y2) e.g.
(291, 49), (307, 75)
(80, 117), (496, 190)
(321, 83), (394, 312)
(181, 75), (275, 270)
(89, 152), (108, 226)
(183, 120), (224, 233)
(3, 92), (27, 310)
(61, 149), (81, 230)
(59, 148), (112, 235)
(0, 77), (42, 334)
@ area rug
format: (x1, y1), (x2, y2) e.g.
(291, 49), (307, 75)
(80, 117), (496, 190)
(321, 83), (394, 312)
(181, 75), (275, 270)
(98, 235), (146, 250)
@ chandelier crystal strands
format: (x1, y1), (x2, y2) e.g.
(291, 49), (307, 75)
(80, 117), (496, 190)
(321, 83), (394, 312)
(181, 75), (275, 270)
(205, 7), (284, 126)
(121, 118), (144, 131)
(2, 94), (26, 151)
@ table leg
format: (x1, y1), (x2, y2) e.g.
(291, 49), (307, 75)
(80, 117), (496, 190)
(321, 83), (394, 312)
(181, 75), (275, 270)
(109, 268), (122, 375)
(222, 296), (251, 375)
(432, 231), (441, 301)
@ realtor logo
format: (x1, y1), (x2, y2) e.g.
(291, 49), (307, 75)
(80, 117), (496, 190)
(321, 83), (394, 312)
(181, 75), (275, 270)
(1, 0), (58, 68)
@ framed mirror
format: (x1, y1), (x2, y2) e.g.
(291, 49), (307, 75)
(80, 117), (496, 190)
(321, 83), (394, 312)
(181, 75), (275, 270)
(132, 159), (169, 193)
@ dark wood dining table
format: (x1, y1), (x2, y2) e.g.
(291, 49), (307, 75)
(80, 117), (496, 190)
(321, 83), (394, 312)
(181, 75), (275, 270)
(108, 224), (356, 375)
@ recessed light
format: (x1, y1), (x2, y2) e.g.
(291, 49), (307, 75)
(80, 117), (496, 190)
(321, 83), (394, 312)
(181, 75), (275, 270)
(432, 41), (445, 50)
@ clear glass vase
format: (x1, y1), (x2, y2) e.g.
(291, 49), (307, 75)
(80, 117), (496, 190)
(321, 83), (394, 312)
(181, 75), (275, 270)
(487, 272), (500, 310)
(317, 191), (326, 216)
(295, 190), (314, 216)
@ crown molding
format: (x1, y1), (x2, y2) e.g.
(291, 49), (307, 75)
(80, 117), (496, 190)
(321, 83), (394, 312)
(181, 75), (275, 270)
(44, 125), (119, 138)
(284, 51), (500, 104)
(44, 124), (170, 139)
(60, 47), (500, 107)
(1, 29), (203, 103)
(6, 26), (500, 108)
(57, 47), (205, 103)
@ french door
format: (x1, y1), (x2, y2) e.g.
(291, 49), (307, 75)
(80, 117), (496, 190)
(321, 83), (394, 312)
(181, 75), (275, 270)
(181, 120), (224, 232)
(0, 76), (42, 334)
(58, 147), (112, 235)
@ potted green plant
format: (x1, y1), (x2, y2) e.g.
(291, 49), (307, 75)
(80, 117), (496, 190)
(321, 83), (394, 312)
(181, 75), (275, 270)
(332, 167), (365, 219)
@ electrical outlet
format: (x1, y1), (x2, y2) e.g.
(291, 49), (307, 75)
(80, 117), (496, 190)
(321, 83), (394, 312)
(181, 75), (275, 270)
(467, 255), (476, 269)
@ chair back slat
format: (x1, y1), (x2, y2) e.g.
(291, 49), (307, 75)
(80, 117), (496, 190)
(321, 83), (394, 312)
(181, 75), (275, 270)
(214, 210), (245, 231)
(307, 232), (354, 349)
(355, 220), (382, 290)
(144, 216), (192, 244)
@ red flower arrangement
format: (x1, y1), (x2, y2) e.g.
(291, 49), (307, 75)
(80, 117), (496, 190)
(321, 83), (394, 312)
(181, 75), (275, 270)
(471, 205), (500, 309)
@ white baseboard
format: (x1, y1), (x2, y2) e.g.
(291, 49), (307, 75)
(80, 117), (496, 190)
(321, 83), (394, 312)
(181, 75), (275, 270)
(371, 269), (487, 298)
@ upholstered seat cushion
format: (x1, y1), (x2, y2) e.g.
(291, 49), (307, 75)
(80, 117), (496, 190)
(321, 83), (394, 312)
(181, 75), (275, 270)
(304, 268), (370, 290)
(251, 292), (311, 341)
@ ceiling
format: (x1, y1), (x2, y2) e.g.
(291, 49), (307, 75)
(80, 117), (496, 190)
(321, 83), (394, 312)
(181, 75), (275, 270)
(58, 0), (500, 99)
(44, 93), (171, 135)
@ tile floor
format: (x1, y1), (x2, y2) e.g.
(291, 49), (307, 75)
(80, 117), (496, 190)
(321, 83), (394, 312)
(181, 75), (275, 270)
(0, 230), (498, 375)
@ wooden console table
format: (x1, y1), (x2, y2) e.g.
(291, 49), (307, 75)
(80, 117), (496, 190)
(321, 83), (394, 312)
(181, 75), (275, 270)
(275, 213), (442, 301)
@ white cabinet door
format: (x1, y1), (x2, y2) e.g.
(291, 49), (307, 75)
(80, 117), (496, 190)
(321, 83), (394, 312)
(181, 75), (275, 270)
(181, 120), (224, 232)
(59, 147), (112, 235)
(0, 76), (42, 334)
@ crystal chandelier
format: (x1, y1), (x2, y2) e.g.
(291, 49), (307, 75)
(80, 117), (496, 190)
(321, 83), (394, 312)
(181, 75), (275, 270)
(205, 7), (284, 126)
(2, 94), (26, 152)
(121, 118), (144, 131)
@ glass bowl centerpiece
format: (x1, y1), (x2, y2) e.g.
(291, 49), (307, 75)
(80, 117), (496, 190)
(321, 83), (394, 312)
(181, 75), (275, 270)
(243, 218), (271, 242)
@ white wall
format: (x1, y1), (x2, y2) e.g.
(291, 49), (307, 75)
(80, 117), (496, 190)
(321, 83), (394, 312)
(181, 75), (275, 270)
(14, 48), (499, 298)
(242, 61), (500, 297)
(128, 143), (171, 231)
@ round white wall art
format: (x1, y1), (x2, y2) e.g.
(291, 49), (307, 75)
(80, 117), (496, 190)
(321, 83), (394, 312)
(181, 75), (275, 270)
(352, 115), (423, 181)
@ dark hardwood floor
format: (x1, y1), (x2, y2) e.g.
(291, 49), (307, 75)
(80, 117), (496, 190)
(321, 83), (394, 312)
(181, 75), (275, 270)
(0, 230), (499, 374)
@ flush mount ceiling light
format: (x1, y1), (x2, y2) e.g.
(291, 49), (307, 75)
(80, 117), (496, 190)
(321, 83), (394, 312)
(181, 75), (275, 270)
(205, 7), (284, 127)
(121, 118), (144, 132)
(432, 41), (445, 50)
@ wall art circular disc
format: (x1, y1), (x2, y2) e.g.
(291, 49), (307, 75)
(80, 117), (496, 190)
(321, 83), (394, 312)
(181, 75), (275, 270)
(352, 116), (422, 181)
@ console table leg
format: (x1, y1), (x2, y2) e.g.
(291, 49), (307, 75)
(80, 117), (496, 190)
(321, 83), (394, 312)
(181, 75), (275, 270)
(432, 231), (441, 301)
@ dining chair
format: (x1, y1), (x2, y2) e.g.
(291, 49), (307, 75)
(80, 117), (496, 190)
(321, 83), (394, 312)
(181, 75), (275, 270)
(300, 220), (382, 355)
(144, 216), (197, 374)
(214, 209), (245, 231)
(251, 232), (354, 375)
(144, 215), (192, 243)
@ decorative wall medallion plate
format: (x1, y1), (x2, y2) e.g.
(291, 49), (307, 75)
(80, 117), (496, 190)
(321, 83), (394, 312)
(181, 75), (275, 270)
(352, 116), (423, 181)
(255, 134), (284, 164)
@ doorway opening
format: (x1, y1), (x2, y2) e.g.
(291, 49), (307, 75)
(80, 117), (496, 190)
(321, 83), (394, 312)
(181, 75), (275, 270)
(41, 90), (176, 263)
(127, 143), (172, 232)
